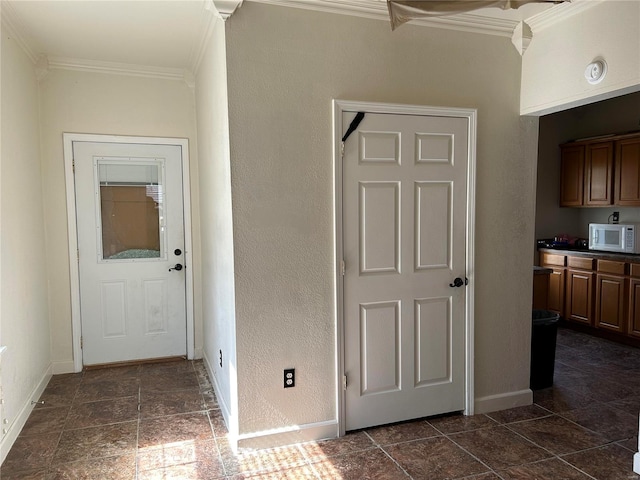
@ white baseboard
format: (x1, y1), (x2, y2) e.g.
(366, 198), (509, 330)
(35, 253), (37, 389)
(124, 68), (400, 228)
(237, 420), (339, 451)
(635, 452), (640, 474)
(193, 347), (203, 360)
(474, 389), (533, 414)
(52, 360), (76, 375)
(202, 351), (235, 437)
(201, 352), (338, 451)
(0, 363), (53, 464)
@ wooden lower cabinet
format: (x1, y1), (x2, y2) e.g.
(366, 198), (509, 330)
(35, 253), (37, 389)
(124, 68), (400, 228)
(565, 268), (594, 325)
(628, 278), (640, 338)
(538, 251), (640, 346)
(547, 268), (565, 317)
(595, 274), (627, 333)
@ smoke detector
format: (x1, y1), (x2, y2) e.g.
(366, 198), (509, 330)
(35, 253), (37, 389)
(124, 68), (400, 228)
(584, 59), (607, 85)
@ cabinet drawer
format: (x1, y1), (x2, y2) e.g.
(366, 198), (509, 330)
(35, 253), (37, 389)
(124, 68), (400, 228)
(631, 263), (640, 278)
(540, 252), (566, 267)
(567, 256), (595, 270)
(597, 259), (627, 275)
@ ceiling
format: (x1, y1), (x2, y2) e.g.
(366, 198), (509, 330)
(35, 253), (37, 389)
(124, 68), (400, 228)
(1, 0), (574, 76)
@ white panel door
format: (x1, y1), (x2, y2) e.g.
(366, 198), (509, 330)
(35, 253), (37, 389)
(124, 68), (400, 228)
(74, 142), (186, 365)
(343, 111), (469, 431)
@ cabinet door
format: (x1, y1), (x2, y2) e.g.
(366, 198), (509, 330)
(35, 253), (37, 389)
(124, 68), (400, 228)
(585, 142), (613, 206)
(560, 145), (585, 207)
(615, 137), (640, 206)
(595, 274), (627, 333)
(629, 278), (640, 338)
(547, 267), (565, 318)
(565, 269), (594, 325)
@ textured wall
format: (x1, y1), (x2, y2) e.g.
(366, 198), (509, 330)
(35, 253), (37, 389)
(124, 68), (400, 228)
(226, 2), (537, 435)
(1, 30), (51, 444)
(522, 1), (640, 115)
(38, 69), (199, 371)
(195, 17), (239, 436)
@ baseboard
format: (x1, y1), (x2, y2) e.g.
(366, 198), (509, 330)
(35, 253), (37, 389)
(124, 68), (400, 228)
(0, 363), (53, 464)
(52, 360), (76, 375)
(202, 351), (235, 437)
(237, 420), (339, 451)
(474, 389), (533, 414)
(193, 347), (203, 360)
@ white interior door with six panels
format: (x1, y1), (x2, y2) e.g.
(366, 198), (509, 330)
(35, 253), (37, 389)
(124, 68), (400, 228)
(343, 111), (469, 430)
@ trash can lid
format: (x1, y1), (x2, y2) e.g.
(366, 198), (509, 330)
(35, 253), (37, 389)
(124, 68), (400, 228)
(532, 309), (560, 325)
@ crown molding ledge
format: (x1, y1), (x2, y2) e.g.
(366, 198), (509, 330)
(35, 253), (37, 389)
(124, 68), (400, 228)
(212, 0), (244, 20)
(47, 57), (188, 82)
(249, 0), (519, 37)
(526, 0), (602, 33)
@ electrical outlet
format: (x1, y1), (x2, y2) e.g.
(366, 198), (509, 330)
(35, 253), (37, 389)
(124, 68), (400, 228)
(284, 368), (295, 388)
(613, 211), (620, 223)
(219, 349), (223, 368)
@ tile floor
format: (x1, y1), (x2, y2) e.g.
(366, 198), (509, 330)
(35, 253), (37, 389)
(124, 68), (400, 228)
(2, 327), (640, 479)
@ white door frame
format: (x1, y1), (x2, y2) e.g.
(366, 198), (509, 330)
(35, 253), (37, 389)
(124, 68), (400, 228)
(63, 133), (195, 373)
(333, 100), (477, 436)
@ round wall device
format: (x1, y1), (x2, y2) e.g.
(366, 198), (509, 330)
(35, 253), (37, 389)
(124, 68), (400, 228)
(584, 59), (607, 85)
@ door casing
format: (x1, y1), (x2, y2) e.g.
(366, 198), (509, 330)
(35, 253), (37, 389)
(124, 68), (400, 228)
(63, 133), (194, 373)
(333, 100), (477, 436)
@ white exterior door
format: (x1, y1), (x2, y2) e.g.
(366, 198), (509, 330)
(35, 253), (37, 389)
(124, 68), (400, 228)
(74, 141), (187, 366)
(342, 108), (472, 431)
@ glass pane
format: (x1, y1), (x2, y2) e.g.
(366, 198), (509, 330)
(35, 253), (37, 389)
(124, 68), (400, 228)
(98, 161), (164, 260)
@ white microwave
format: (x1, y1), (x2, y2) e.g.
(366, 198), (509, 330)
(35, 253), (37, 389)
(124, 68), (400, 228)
(589, 223), (640, 253)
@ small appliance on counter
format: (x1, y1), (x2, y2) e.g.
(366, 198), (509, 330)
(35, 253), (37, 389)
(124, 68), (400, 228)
(589, 223), (640, 253)
(537, 235), (587, 250)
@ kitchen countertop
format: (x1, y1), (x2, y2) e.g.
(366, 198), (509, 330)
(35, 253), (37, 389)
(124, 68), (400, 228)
(534, 266), (553, 275)
(538, 247), (640, 263)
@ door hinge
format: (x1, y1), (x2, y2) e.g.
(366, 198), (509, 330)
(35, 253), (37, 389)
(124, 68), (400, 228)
(80, 336), (83, 349)
(77, 249), (80, 263)
(342, 375), (347, 390)
(340, 260), (345, 276)
(72, 159), (75, 174)
(341, 141), (345, 158)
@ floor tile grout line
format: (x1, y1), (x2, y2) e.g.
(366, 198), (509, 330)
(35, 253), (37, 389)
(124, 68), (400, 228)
(554, 454), (600, 480)
(135, 383), (141, 480)
(444, 431), (504, 477)
(207, 408), (230, 477)
(501, 420), (566, 458)
(374, 444), (415, 479)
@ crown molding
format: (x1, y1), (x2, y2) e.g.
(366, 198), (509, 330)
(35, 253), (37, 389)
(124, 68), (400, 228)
(188, 1), (218, 74)
(526, 0), (601, 33)
(212, 0), (244, 20)
(248, 0), (521, 37)
(46, 56), (189, 82)
(0, 0), (39, 63)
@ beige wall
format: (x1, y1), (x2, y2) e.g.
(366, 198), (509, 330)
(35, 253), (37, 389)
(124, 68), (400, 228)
(226, 3), (538, 436)
(0, 29), (51, 454)
(38, 69), (200, 371)
(195, 17), (239, 435)
(522, 1), (640, 115)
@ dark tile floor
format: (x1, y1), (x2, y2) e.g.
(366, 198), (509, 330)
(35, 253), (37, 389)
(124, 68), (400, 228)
(2, 327), (640, 479)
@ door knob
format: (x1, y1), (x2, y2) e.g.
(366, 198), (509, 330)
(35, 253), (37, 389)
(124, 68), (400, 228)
(449, 277), (467, 288)
(169, 263), (183, 272)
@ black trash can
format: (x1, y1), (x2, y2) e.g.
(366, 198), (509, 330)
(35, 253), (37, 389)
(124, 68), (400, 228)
(530, 309), (560, 390)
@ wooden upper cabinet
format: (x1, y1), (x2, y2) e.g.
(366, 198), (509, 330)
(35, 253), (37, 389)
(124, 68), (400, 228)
(560, 144), (585, 206)
(615, 136), (640, 206)
(585, 141), (613, 206)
